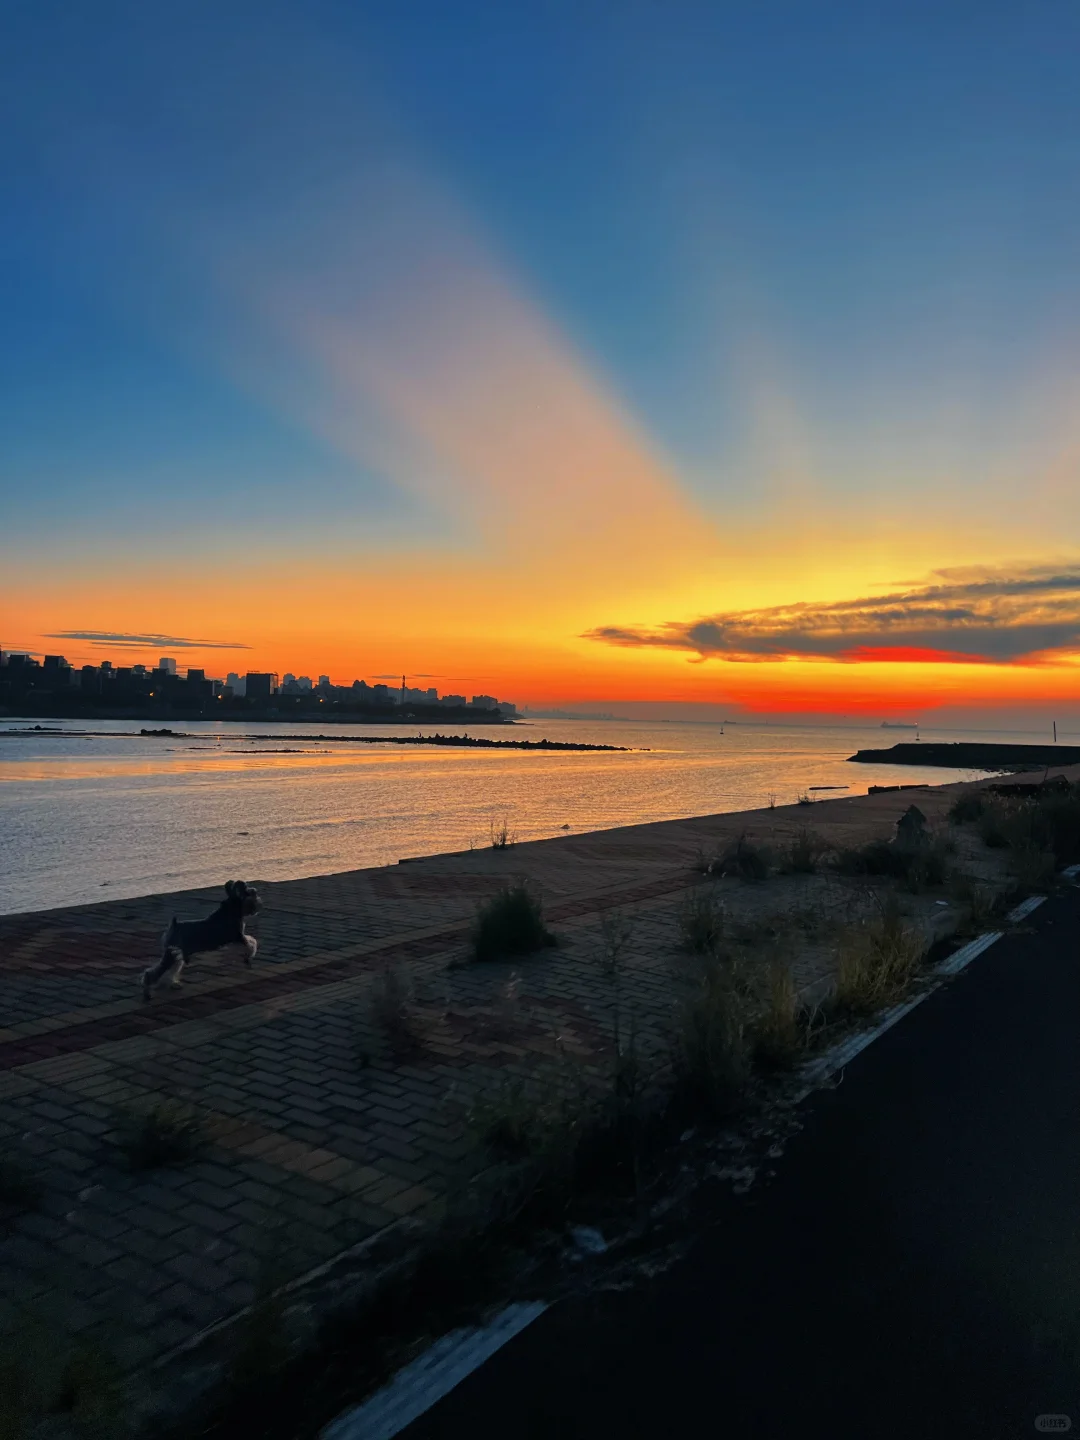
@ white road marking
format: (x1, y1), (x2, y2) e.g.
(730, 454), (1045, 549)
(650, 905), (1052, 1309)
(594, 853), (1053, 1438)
(320, 1302), (548, 1440)
(1006, 895), (1046, 923)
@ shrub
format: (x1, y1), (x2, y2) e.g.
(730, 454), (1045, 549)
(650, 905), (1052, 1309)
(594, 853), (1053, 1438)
(713, 833), (771, 881)
(489, 817), (517, 849)
(834, 836), (950, 891)
(779, 828), (824, 875)
(473, 884), (554, 963)
(1010, 842), (1056, 894)
(949, 792), (985, 824)
(673, 957), (750, 1115)
(1026, 790), (1080, 865)
(116, 1102), (203, 1170)
(978, 800), (1014, 849)
(678, 887), (726, 954)
(973, 787), (1080, 867)
(833, 905), (925, 1016)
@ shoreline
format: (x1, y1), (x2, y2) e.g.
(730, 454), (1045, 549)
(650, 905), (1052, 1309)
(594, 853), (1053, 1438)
(8, 760), (1079, 923)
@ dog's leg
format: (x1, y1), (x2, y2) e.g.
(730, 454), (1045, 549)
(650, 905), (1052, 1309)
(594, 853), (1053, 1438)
(242, 935), (257, 968)
(169, 955), (186, 988)
(141, 942), (178, 1001)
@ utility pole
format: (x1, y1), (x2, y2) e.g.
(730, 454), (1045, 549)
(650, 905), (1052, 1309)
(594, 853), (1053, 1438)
(401, 674), (406, 707)
(1054, 720), (1058, 743)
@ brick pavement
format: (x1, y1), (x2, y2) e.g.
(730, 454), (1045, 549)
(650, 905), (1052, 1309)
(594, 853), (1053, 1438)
(0, 778), (1047, 1399)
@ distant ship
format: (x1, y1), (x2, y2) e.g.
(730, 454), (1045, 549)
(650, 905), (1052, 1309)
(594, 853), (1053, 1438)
(881, 722), (919, 729)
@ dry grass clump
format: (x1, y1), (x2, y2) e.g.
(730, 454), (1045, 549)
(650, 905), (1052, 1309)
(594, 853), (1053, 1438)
(678, 887), (726, 954)
(673, 956), (751, 1115)
(833, 904), (926, 1016)
(749, 961), (819, 1070)
(948, 872), (998, 934)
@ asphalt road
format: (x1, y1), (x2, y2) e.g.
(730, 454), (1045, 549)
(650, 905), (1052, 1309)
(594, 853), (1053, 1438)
(402, 885), (1080, 1440)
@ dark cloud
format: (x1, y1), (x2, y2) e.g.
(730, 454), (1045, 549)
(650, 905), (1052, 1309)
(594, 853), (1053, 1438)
(584, 565), (1080, 664)
(46, 631), (250, 650)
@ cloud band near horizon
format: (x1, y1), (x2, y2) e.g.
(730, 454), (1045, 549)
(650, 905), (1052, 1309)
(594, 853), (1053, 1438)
(45, 631), (250, 651)
(585, 566), (1080, 665)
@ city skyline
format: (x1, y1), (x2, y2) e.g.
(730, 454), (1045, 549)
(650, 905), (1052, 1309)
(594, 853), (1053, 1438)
(0, 649), (515, 714)
(3, 3), (1079, 723)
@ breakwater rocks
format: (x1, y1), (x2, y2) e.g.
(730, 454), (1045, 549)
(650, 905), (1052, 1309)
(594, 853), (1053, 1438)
(849, 742), (1080, 768)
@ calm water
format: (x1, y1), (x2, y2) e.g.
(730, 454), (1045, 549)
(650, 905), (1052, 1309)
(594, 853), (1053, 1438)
(0, 716), (1037, 915)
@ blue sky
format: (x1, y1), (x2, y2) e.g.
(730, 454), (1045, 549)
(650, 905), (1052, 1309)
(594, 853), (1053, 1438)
(3, 0), (1080, 713)
(4, 0), (1079, 537)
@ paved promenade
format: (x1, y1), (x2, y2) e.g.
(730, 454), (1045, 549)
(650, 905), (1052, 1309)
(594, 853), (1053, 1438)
(0, 776), (1054, 1412)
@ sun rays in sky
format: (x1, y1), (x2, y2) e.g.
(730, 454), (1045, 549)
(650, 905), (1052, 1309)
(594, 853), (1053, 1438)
(2, 1), (1080, 719)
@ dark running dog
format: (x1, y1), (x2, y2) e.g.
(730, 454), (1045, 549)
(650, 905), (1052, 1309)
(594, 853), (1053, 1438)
(141, 880), (261, 1000)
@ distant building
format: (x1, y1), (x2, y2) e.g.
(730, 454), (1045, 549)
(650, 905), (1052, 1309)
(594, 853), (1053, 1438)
(441, 694), (466, 707)
(245, 672), (276, 701)
(372, 683), (391, 703)
(226, 672), (246, 697)
(159, 657), (177, 675)
(187, 668), (205, 683)
(43, 655), (68, 670)
(132, 664), (148, 678)
(470, 695), (498, 710)
(297, 676), (312, 691)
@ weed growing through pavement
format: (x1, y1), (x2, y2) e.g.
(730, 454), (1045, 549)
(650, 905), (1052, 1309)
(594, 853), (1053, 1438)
(473, 884), (555, 962)
(116, 1102), (203, 1171)
(368, 964), (423, 1059)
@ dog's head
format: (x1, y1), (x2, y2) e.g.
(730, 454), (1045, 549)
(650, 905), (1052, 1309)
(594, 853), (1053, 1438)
(224, 880), (262, 917)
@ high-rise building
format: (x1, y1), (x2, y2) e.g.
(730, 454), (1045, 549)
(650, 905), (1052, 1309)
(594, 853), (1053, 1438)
(226, 672), (245, 697)
(159, 657), (177, 675)
(187, 668), (205, 683)
(245, 672), (277, 701)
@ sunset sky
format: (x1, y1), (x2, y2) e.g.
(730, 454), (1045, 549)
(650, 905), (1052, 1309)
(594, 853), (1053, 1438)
(3, 1), (1080, 721)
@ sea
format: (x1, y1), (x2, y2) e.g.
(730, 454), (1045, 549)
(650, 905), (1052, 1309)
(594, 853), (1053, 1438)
(0, 716), (1058, 915)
